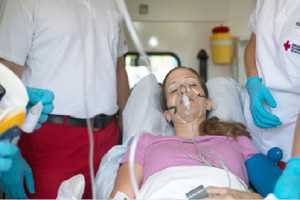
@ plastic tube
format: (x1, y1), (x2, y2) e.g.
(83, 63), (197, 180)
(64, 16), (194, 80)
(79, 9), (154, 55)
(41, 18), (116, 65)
(82, 53), (96, 199)
(115, 0), (153, 197)
(114, 0), (151, 72)
(80, 19), (96, 200)
(182, 94), (191, 112)
(86, 118), (96, 199)
(128, 135), (140, 197)
(81, 36), (96, 200)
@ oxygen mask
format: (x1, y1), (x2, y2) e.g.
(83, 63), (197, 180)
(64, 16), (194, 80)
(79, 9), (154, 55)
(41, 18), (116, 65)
(167, 78), (206, 124)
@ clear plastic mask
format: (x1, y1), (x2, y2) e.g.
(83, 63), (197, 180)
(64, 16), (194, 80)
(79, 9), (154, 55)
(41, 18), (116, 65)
(167, 78), (206, 123)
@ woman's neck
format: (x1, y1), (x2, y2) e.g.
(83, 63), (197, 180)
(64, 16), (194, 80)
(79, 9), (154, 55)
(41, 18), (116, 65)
(174, 117), (205, 139)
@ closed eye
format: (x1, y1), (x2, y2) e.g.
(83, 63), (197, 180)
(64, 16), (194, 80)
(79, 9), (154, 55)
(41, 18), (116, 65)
(170, 89), (178, 94)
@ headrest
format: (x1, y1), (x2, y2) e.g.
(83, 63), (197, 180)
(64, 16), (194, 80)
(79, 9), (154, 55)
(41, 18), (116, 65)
(122, 74), (174, 145)
(207, 77), (246, 124)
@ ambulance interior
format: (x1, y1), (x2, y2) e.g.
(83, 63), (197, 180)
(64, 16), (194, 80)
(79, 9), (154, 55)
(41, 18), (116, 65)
(4, 0), (287, 199)
(60, 0), (266, 199)
(124, 0), (256, 88)
(92, 0), (267, 199)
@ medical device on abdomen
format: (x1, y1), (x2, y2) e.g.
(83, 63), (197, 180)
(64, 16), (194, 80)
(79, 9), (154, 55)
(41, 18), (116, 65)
(186, 185), (209, 200)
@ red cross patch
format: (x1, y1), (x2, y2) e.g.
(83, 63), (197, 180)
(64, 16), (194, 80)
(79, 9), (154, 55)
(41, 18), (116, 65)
(284, 40), (291, 51)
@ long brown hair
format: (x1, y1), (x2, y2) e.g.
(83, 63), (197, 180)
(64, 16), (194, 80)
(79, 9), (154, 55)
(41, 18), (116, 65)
(162, 67), (250, 139)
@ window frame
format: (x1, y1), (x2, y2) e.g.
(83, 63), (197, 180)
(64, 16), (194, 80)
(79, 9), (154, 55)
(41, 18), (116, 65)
(125, 51), (181, 67)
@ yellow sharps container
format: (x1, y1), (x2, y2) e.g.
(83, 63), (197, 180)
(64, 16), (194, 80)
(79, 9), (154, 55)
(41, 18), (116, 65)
(210, 25), (234, 65)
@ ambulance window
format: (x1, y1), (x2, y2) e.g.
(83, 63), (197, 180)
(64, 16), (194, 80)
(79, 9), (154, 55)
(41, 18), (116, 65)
(125, 52), (181, 88)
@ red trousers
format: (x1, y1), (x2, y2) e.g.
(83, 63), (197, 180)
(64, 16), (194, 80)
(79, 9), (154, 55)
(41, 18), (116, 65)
(19, 118), (120, 199)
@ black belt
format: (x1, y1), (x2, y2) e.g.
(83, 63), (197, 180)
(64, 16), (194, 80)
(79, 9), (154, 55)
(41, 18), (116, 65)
(46, 114), (115, 129)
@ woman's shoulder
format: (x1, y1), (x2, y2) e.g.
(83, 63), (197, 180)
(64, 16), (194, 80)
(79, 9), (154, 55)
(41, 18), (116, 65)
(221, 135), (254, 145)
(198, 135), (253, 144)
(235, 135), (253, 143)
(140, 132), (176, 143)
(140, 132), (158, 139)
(141, 132), (169, 139)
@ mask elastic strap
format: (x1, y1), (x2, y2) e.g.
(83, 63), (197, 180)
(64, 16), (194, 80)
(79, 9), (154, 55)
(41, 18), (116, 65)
(166, 106), (177, 114)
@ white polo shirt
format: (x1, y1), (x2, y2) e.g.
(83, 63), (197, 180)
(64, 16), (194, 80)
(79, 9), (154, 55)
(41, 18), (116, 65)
(0, 0), (128, 118)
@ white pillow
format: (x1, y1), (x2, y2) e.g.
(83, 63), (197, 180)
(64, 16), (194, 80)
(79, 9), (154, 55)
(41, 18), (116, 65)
(207, 77), (246, 124)
(122, 74), (174, 145)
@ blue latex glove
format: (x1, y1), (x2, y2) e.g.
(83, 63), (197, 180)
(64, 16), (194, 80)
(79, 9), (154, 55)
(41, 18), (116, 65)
(0, 128), (21, 140)
(0, 153), (35, 199)
(27, 87), (54, 129)
(246, 76), (282, 128)
(0, 142), (18, 172)
(274, 157), (300, 199)
(246, 152), (282, 197)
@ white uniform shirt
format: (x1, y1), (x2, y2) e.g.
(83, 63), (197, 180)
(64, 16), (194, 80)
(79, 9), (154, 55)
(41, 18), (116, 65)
(249, 0), (300, 95)
(246, 0), (300, 160)
(0, 0), (128, 118)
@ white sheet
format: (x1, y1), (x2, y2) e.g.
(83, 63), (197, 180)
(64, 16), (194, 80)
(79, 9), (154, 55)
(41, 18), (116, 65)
(137, 166), (248, 200)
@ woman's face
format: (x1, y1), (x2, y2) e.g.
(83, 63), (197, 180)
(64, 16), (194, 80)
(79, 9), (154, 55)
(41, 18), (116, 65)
(164, 68), (211, 124)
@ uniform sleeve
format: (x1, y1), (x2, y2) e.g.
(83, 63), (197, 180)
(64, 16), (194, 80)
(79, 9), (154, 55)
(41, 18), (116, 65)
(117, 21), (128, 57)
(121, 133), (150, 166)
(248, 0), (263, 34)
(236, 136), (258, 160)
(248, 8), (256, 33)
(0, 0), (35, 66)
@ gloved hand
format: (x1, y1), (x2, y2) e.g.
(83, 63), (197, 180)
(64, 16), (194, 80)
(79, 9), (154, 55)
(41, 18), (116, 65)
(0, 152), (35, 198)
(0, 142), (18, 172)
(246, 152), (282, 197)
(0, 128), (21, 140)
(27, 87), (54, 129)
(246, 76), (281, 128)
(274, 157), (300, 199)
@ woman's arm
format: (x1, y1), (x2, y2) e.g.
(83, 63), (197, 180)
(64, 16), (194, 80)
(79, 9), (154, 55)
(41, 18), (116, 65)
(116, 56), (130, 129)
(110, 162), (143, 199)
(244, 33), (258, 77)
(206, 187), (262, 199)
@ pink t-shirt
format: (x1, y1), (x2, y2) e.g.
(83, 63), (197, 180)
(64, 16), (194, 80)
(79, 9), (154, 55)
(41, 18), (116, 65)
(122, 133), (258, 185)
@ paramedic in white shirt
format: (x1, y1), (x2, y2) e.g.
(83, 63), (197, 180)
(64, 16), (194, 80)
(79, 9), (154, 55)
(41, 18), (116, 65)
(244, 0), (300, 163)
(0, 0), (129, 198)
(244, 0), (300, 199)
